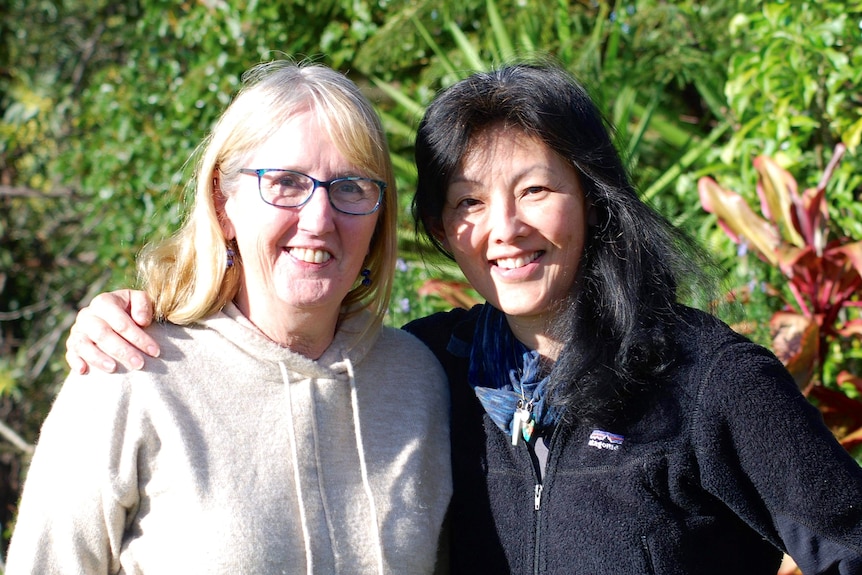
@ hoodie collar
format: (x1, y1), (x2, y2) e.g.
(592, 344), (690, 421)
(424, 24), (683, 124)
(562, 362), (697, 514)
(199, 302), (381, 379)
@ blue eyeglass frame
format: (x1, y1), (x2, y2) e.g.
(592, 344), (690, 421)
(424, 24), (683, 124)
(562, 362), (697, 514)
(238, 168), (385, 216)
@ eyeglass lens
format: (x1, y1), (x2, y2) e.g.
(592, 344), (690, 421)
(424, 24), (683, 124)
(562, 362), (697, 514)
(259, 170), (381, 214)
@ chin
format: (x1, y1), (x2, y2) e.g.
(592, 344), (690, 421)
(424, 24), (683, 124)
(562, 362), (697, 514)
(507, 288), (565, 311)
(495, 301), (546, 317)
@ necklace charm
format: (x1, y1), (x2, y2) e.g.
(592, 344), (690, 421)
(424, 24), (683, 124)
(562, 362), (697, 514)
(511, 400), (532, 446)
(522, 414), (536, 442)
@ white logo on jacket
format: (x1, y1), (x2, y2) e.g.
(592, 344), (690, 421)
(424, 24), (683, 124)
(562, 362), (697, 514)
(588, 429), (624, 451)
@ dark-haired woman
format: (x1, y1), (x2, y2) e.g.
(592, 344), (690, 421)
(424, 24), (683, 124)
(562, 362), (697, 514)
(65, 62), (862, 574)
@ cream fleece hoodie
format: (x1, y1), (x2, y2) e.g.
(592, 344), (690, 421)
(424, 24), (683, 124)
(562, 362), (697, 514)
(7, 304), (452, 574)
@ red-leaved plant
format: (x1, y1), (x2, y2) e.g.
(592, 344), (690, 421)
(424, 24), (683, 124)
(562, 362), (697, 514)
(699, 144), (862, 450)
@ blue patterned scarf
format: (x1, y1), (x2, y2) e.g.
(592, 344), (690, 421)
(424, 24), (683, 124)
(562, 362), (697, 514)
(468, 304), (558, 439)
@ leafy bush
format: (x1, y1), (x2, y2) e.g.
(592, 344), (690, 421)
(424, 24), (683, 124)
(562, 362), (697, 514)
(700, 146), (862, 459)
(701, 0), (862, 290)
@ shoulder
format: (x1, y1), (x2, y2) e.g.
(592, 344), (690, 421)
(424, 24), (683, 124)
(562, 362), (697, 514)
(145, 319), (214, 356)
(668, 305), (768, 371)
(33, 361), (162, 468)
(118, 320), (203, 369)
(671, 305), (747, 346)
(377, 324), (433, 351)
(402, 304), (483, 352)
(666, 305), (802, 416)
(47, 370), (133, 425)
(373, 325), (443, 370)
(364, 326), (450, 402)
(52, 324), (194, 415)
(145, 316), (258, 370)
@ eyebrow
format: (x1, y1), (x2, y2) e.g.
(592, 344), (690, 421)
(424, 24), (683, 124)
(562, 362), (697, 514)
(450, 164), (556, 186)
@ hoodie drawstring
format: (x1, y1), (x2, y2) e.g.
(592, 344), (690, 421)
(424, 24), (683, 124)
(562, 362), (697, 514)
(344, 357), (385, 575)
(280, 358), (385, 575)
(280, 361), (316, 575)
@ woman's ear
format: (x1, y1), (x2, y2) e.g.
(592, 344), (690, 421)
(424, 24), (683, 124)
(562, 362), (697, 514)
(429, 219), (451, 252)
(213, 172), (236, 240)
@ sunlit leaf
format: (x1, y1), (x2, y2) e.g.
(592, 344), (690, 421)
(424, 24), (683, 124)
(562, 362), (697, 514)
(446, 21), (486, 71)
(371, 77), (425, 119)
(418, 278), (482, 310)
(753, 155), (805, 247)
(834, 242), (862, 279)
(486, 0), (515, 62)
(698, 176), (781, 265)
(770, 311), (820, 391)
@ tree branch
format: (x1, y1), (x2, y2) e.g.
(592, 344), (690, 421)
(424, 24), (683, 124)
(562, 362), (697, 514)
(0, 418), (34, 455)
(0, 185), (75, 198)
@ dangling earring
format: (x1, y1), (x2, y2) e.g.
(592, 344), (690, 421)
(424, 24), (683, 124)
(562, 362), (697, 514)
(226, 245), (236, 269)
(361, 268), (372, 287)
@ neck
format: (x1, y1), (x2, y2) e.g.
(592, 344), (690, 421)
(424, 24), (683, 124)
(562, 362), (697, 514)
(504, 313), (563, 362)
(234, 293), (340, 360)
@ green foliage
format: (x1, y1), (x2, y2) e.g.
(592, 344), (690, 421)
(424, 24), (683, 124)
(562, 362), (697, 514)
(724, 2), (862, 161)
(701, 128), (862, 453)
(385, 257), (473, 327)
(709, 0), (862, 250)
(721, 0), (862, 451)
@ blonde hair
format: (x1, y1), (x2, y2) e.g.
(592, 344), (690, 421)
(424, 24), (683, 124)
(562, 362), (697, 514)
(138, 60), (396, 332)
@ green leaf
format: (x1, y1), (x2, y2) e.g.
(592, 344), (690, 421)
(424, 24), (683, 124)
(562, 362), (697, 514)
(371, 77), (426, 119)
(643, 122), (730, 202)
(446, 21), (486, 71)
(411, 16), (460, 80)
(844, 117), (862, 152)
(486, 0), (515, 62)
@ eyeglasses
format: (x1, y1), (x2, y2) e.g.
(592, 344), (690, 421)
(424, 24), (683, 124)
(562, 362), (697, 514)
(239, 168), (385, 216)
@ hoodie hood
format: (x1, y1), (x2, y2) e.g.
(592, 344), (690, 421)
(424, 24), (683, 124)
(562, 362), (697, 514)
(201, 302), (381, 381)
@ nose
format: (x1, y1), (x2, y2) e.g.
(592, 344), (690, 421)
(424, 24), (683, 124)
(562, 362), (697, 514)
(296, 184), (336, 234)
(488, 195), (527, 244)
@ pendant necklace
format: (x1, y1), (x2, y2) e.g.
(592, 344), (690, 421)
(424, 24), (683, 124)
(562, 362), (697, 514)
(511, 396), (535, 446)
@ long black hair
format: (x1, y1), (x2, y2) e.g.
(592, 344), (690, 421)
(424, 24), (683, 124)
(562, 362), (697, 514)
(413, 61), (714, 425)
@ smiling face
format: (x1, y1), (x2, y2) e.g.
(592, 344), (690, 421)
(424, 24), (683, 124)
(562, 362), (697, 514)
(440, 125), (587, 342)
(220, 109), (379, 344)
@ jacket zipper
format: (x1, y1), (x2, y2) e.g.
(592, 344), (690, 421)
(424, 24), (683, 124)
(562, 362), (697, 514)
(531, 423), (562, 575)
(533, 483), (543, 574)
(528, 445), (543, 575)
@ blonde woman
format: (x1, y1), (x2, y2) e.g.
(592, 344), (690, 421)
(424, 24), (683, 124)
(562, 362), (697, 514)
(7, 61), (451, 575)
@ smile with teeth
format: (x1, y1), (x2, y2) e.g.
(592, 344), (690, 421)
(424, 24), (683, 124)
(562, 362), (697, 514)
(493, 251), (542, 270)
(288, 247), (332, 264)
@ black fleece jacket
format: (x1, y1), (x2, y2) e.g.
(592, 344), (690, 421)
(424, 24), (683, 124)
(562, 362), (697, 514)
(404, 304), (862, 575)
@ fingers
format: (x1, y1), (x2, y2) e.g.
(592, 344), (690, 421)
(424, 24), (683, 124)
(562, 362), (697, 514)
(66, 320), (123, 373)
(91, 290), (159, 356)
(65, 290), (160, 373)
(127, 289), (155, 329)
(65, 347), (91, 376)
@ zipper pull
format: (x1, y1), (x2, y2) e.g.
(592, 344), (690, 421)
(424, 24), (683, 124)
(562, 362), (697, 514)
(534, 484), (543, 510)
